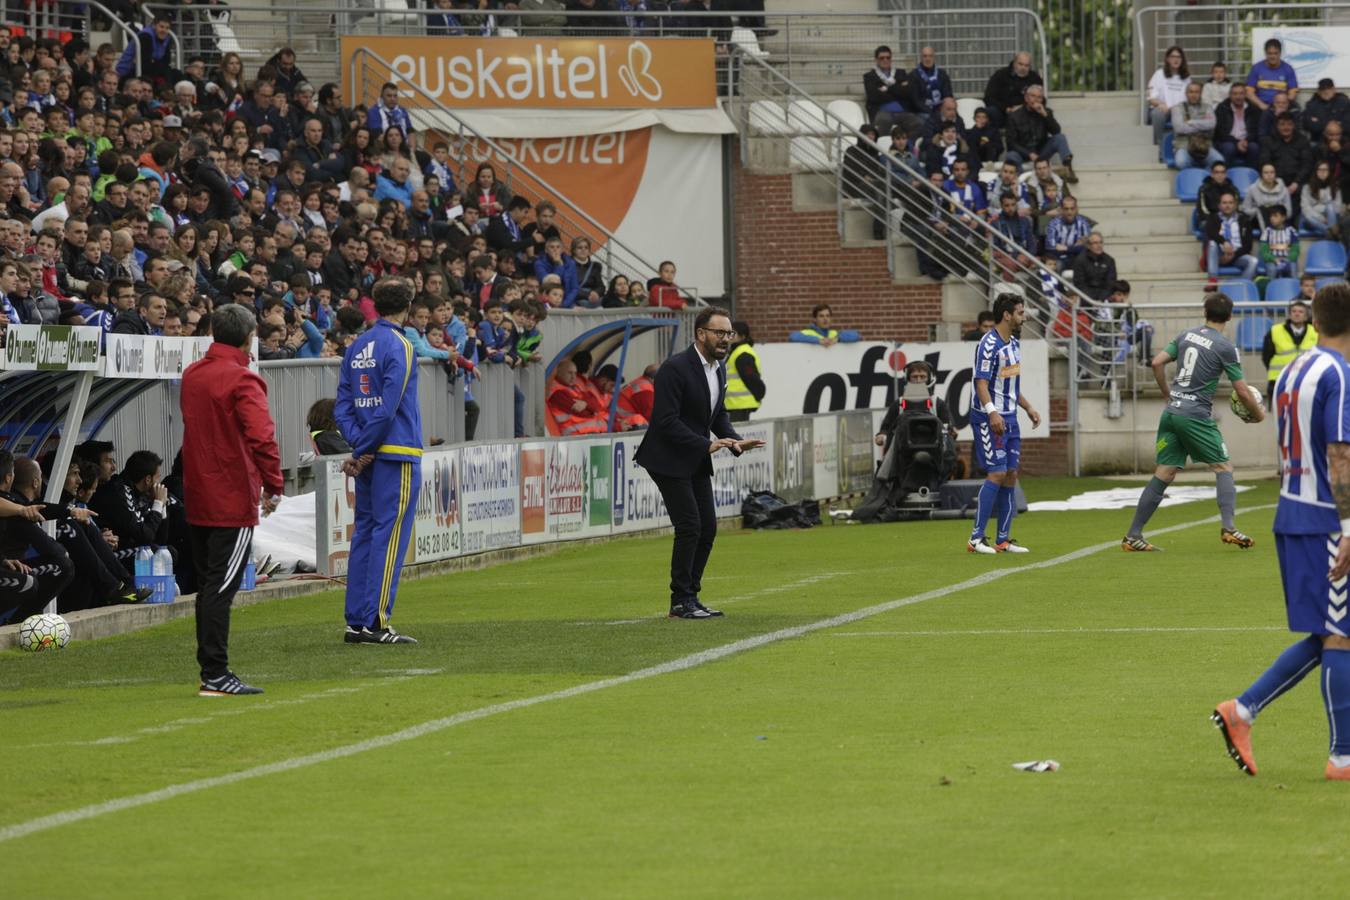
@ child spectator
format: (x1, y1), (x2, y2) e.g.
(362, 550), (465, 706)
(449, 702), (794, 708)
(533, 236), (578, 307)
(646, 260), (684, 309)
(1202, 61), (1232, 112)
(404, 299), (452, 360)
(966, 107), (1003, 164)
(1259, 206), (1300, 278)
(790, 304), (861, 345)
(476, 299), (512, 364)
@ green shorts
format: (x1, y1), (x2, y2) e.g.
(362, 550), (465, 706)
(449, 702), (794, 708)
(1155, 411), (1229, 467)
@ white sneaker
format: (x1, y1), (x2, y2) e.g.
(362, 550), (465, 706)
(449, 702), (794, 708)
(967, 537), (997, 555)
(996, 539), (1030, 553)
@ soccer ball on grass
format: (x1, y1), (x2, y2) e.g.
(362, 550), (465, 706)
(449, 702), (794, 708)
(18, 613), (71, 652)
(1230, 389), (1264, 424)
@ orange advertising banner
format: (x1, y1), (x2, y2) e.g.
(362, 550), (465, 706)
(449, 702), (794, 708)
(343, 36), (718, 110)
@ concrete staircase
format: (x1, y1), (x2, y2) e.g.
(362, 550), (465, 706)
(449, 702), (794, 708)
(1051, 93), (1206, 306)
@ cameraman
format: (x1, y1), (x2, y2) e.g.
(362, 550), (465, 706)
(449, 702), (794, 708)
(875, 360), (956, 452)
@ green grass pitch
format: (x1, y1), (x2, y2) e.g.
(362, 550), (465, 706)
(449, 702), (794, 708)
(1, 476), (1342, 897)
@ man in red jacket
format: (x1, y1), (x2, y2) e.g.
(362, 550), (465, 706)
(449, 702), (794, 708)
(180, 303), (284, 696)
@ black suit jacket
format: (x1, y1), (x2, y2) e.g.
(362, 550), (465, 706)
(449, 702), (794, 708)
(635, 345), (743, 479)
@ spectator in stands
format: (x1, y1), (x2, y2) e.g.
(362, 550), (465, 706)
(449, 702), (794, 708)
(571, 238), (605, 307)
(1300, 272), (1318, 301)
(1261, 112), (1314, 208)
(1242, 161), (1292, 228)
(1202, 61), (1232, 113)
(111, 291), (167, 335)
(647, 261), (685, 309)
(942, 159), (987, 225)
(518, 0), (569, 32)
(1257, 88), (1298, 144)
(470, 163), (511, 219)
(1301, 160), (1344, 240)
(1172, 81), (1222, 170)
(1045, 196), (1092, 265)
(486, 196), (533, 261)
(1214, 81), (1261, 168)
(1005, 85), (1077, 183)
(1069, 232), (1117, 301)
(966, 107), (1004, 165)
(909, 46), (953, 119)
(789, 303), (860, 345)
(983, 52), (1044, 130)
(963, 310), (996, 341)
(1262, 299), (1318, 402)
(602, 274), (635, 308)
(1258, 206), (1300, 278)
(366, 82), (415, 152)
(1304, 78), (1350, 140)
(864, 45), (921, 138)
(1314, 121), (1350, 200)
(922, 97), (968, 143)
(115, 13), (177, 88)
(991, 192), (1036, 275)
(1147, 45), (1192, 151)
(1246, 38), (1299, 111)
(374, 156), (414, 209)
(534, 236), (579, 308)
(1197, 159), (1239, 220)
(1205, 192), (1259, 280)
(842, 124), (884, 202)
(922, 122), (970, 179)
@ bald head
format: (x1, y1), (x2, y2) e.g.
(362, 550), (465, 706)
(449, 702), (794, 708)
(12, 456), (40, 499)
(556, 359), (578, 384)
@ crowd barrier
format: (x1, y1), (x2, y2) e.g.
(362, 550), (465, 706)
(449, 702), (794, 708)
(313, 410), (884, 576)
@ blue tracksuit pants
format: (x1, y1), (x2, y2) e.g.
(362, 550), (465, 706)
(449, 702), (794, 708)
(345, 458), (420, 630)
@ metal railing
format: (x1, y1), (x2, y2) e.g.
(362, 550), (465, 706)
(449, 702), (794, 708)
(11, 0), (144, 77)
(1135, 2), (1343, 123)
(348, 45), (703, 307)
(728, 50), (1125, 398)
(139, 5), (1048, 99)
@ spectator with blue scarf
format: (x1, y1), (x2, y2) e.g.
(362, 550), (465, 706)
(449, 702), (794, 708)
(909, 47), (954, 118)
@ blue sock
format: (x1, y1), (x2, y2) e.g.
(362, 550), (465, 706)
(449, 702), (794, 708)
(1322, 648), (1350, 756)
(971, 479), (999, 542)
(996, 486), (1017, 543)
(1238, 636), (1322, 718)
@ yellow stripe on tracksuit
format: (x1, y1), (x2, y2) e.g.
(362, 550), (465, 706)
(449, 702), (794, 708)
(377, 462), (412, 629)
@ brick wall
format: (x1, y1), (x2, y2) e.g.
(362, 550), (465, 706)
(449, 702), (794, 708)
(730, 158), (942, 342)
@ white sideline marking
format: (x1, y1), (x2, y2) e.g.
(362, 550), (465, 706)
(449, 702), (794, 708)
(586, 571), (858, 625)
(0, 505), (1273, 845)
(830, 626), (1286, 637)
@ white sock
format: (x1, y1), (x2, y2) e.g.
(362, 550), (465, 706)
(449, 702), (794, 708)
(1330, 754), (1350, 769)
(1235, 700), (1254, 724)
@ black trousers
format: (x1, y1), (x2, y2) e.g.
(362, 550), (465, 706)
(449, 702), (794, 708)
(191, 524), (253, 681)
(728, 408), (752, 423)
(57, 520), (128, 612)
(651, 472), (718, 607)
(0, 559), (73, 625)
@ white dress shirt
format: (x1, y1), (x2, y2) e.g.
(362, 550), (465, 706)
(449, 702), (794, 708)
(694, 344), (719, 433)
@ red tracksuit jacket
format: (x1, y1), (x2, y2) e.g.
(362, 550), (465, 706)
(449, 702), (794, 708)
(180, 343), (284, 527)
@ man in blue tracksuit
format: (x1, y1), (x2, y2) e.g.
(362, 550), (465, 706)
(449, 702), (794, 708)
(334, 277), (422, 645)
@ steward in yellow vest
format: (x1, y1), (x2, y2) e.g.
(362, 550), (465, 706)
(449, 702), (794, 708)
(1262, 300), (1317, 400)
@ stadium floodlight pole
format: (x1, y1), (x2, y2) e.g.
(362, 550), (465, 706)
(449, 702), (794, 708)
(41, 370), (94, 615)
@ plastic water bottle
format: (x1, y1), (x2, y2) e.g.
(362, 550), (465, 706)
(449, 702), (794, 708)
(242, 559), (256, 591)
(153, 547), (174, 603)
(135, 547), (152, 584)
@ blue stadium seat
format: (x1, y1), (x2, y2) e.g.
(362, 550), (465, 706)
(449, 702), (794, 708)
(1228, 167), (1259, 195)
(1218, 279), (1259, 303)
(1264, 277), (1302, 304)
(1304, 241), (1348, 276)
(1317, 277), (1349, 290)
(1175, 168), (1205, 203)
(1162, 132), (1176, 168)
(1236, 315), (1274, 353)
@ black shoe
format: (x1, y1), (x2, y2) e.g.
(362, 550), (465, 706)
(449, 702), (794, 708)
(345, 625), (418, 644)
(669, 603), (715, 619)
(198, 672), (264, 696)
(693, 600), (724, 617)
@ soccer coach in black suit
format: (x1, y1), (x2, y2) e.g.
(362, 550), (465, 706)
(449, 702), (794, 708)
(636, 307), (764, 619)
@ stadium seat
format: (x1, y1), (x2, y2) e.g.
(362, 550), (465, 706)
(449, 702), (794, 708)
(729, 28), (769, 59)
(788, 136), (832, 171)
(1218, 279), (1259, 303)
(1264, 277), (1302, 304)
(875, 135), (893, 153)
(956, 97), (982, 124)
(748, 100), (790, 136)
(826, 99), (865, 132)
(1304, 241), (1348, 276)
(1317, 277), (1349, 290)
(1162, 133), (1175, 168)
(1228, 167), (1259, 195)
(1236, 315), (1274, 352)
(787, 99), (830, 135)
(1174, 168), (1205, 203)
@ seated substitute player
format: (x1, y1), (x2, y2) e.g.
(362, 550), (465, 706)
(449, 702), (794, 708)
(967, 293), (1042, 554)
(1211, 282), (1350, 780)
(1122, 292), (1264, 551)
